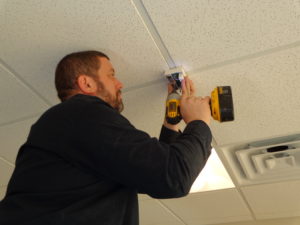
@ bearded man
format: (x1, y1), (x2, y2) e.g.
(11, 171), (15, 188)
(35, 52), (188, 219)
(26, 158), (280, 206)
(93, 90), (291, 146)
(0, 51), (212, 225)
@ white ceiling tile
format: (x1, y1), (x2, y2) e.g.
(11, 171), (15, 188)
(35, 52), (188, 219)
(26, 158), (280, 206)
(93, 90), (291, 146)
(0, 186), (7, 201)
(241, 180), (300, 219)
(0, 116), (39, 164)
(0, 64), (48, 125)
(0, 159), (14, 186)
(122, 80), (171, 138)
(143, 0), (300, 70)
(139, 199), (185, 225)
(190, 46), (300, 145)
(0, 0), (168, 104)
(161, 189), (252, 225)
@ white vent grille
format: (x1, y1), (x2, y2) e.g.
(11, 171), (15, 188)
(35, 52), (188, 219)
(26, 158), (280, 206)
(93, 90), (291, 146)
(218, 133), (300, 186)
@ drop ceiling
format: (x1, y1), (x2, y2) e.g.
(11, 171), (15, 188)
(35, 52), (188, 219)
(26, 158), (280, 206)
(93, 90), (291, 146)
(1, 0), (300, 225)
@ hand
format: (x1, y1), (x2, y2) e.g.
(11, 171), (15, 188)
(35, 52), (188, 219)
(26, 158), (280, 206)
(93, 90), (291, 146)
(180, 76), (211, 126)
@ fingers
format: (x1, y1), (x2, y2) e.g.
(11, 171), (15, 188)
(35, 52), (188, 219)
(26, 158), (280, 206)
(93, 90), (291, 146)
(181, 77), (192, 98)
(182, 76), (196, 97)
(181, 79), (188, 97)
(185, 76), (191, 96)
(189, 78), (196, 96)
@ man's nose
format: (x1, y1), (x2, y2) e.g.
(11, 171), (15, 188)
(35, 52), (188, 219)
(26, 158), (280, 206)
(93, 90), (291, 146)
(116, 79), (123, 89)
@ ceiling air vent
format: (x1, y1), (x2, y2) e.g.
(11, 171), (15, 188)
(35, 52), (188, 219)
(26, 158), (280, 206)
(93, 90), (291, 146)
(217, 133), (300, 186)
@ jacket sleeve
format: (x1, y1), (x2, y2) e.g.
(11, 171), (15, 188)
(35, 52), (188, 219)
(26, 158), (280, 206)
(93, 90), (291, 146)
(159, 125), (182, 144)
(71, 102), (212, 199)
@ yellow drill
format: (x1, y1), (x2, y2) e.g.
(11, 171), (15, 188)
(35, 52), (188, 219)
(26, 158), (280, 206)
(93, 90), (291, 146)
(165, 68), (234, 124)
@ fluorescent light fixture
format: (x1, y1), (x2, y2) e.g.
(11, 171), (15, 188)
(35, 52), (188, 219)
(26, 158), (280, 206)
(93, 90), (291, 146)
(190, 148), (235, 193)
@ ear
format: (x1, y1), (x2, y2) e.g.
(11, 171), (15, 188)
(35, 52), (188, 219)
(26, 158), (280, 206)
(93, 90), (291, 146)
(77, 75), (97, 94)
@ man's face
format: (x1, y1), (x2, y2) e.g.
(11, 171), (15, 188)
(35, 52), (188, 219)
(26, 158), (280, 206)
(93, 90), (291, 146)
(94, 57), (124, 112)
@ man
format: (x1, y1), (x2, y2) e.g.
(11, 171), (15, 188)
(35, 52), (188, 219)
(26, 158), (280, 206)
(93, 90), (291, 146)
(0, 51), (212, 225)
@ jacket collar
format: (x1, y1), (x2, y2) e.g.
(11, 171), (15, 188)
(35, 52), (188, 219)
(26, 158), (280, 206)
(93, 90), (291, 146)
(71, 94), (114, 109)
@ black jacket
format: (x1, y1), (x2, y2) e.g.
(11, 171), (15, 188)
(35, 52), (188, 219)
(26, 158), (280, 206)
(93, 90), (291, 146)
(0, 94), (212, 225)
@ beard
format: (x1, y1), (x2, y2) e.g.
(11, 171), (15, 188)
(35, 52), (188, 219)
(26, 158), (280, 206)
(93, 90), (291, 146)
(95, 80), (124, 113)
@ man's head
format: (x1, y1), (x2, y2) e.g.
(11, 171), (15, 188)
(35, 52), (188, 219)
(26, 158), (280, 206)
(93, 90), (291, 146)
(55, 50), (124, 112)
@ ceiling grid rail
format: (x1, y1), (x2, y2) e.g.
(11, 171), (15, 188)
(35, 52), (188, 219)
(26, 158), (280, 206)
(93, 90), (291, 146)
(0, 58), (52, 107)
(189, 39), (300, 76)
(156, 199), (188, 225)
(130, 0), (176, 69)
(0, 156), (15, 167)
(0, 113), (41, 128)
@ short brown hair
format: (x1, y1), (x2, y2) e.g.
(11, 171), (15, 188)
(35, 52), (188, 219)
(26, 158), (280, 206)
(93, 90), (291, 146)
(55, 50), (109, 102)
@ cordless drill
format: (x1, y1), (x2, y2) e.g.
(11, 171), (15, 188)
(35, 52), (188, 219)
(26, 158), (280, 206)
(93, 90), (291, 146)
(164, 67), (234, 125)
